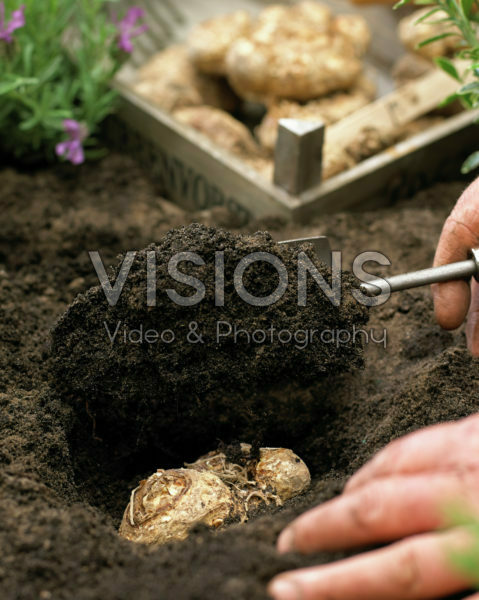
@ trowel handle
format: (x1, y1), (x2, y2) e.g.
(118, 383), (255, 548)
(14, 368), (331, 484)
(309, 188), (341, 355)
(360, 249), (479, 297)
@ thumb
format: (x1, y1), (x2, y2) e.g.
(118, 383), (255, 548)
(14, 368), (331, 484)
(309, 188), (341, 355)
(432, 179), (479, 329)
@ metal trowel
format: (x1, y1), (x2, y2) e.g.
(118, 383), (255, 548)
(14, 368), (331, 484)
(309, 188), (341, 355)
(360, 249), (479, 297)
(278, 236), (332, 267)
(280, 236), (479, 296)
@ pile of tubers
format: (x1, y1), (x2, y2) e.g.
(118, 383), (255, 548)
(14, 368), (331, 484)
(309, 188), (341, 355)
(131, 1), (458, 182)
(132, 2), (375, 180)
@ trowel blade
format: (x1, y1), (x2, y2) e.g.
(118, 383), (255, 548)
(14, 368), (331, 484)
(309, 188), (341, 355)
(279, 236), (332, 268)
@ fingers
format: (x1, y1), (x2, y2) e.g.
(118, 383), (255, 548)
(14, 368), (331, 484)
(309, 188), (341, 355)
(432, 215), (473, 330)
(464, 595), (479, 600)
(346, 415), (479, 493)
(433, 179), (479, 330)
(269, 528), (473, 600)
(277, 471), (479, 554)
(467, 279), (479, 356)
(432, 279), (470, 330)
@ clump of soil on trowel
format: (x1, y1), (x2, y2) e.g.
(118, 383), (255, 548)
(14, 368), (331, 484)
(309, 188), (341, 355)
(50, 224), (368, 478)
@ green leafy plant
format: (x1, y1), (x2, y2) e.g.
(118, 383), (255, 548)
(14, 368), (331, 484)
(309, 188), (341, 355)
(0, 0), (147, 164)
(394, 0), (479, 172)
(446, 507), (479, 586)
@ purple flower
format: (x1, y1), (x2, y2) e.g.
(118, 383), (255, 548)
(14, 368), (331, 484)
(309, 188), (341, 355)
(113, 6), (147, 53)
(0, 3), (26, 43)
(55, 120), (88, 166)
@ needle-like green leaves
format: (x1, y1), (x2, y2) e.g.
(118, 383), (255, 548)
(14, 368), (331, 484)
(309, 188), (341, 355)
(397, 0), (479, 172)
(0, 0), (146, 163)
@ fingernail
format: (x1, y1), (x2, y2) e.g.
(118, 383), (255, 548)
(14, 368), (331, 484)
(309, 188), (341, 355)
(268, 578), (301, 600)
(277, 526), (295, 554)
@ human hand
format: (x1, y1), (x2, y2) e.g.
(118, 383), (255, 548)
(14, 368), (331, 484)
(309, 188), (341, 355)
(432, 177), (479, 356)
(268, 414), (479, 600)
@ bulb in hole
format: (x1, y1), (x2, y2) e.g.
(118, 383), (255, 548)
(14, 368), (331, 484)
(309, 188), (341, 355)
(119, 446), (311, 545)
(254, 448), (311, 502)
(119, 468), (234, 545)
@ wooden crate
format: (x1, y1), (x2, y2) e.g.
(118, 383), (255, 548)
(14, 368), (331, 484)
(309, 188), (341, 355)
(109, 0), (479, 223)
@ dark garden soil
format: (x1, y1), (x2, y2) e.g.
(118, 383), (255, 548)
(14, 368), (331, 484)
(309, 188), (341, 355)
(1, 153), (479, 600)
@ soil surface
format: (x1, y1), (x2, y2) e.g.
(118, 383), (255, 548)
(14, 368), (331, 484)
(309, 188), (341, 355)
(1, 153), (479, 600)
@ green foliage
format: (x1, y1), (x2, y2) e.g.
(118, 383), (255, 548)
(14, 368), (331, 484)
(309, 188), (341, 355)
(462, 149), (479, 171)
(394, 0), (479, 172)
(0, 0), (143, 163)
(446, 507), (479, 584)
